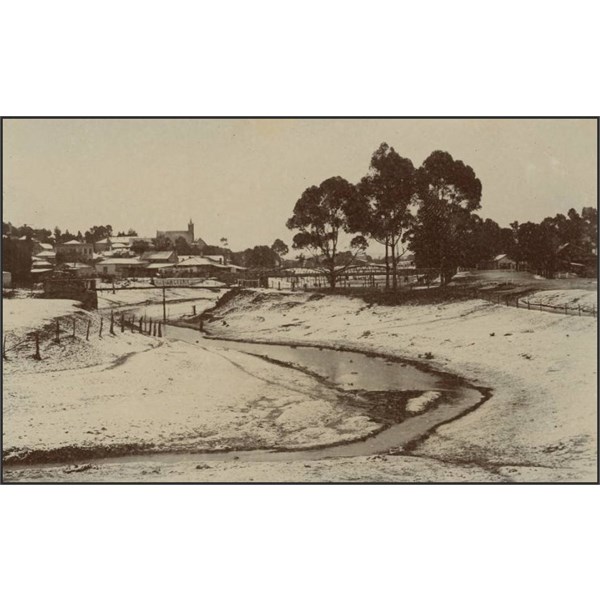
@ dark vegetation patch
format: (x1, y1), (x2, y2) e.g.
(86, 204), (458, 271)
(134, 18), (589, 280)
(347, 390), (421, 425)
(3, 442), (157, 466)
(319, 284), (527, 307)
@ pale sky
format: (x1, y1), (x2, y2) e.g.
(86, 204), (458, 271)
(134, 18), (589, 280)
(2, 118), (597, 253)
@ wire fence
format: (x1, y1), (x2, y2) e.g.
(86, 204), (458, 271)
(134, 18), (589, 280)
(452, 287), (597, 318)
(2, 310), (166, 362)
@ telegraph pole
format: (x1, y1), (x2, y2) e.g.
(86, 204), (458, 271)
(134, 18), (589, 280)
(162, 283), (166, 324)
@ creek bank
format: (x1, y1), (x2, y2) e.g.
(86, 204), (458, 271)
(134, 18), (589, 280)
(198, 288), (597, 481)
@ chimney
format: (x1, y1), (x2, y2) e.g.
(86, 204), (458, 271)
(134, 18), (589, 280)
(188, 219), (194, 242)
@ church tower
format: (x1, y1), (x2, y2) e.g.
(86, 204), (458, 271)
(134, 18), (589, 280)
(188, 218), (194, 242)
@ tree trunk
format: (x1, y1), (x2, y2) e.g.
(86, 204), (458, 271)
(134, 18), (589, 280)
(391, 235), (397, 291)
(384, 239), (390, 290)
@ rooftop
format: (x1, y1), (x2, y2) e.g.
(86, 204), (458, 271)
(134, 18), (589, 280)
(97, 258), (147, 266)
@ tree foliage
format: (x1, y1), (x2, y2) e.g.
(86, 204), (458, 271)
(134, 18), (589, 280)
(234, 245), (280, 270)
(409, 151), (482, 284)
(174, 236), (192, 256)
(271, 239), (289, 259)
(287, 176), (368, 288)
(83, 225), (113, 244)
(152, 235), (173, 251)
(355, 143), (416, 289)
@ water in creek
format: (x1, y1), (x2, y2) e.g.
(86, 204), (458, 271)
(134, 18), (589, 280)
(166, 323), (449, 393)
(6, 320), (488, 472)
(114, 323), (486, 463)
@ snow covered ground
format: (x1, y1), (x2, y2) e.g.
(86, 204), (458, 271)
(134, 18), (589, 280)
(3, 296), (162, 375)
(3, 286), (596, 482)
(97, 286), (223, 309)
(203, 289), (597, 481)
(96, 287), (226, 321)
(3, 295), (380, 468)
(521, 289), (597, 312)
(3, 298), (81, 339)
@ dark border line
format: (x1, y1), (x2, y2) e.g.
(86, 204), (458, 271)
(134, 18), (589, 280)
(1, 116), (598, 486)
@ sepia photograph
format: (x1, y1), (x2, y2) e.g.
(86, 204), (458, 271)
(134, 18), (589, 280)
(1, 117), (597, 483)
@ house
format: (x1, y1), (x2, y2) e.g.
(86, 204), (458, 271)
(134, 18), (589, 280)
(556, 243), (597, 277)
(478, 254), (517, 270)
(31, 259), (53, 269)
(62, 262), (97, 278)
(96, 258), (149, 278)
(492, 254), (516, 270)
(34, 249), (57, 264)
(56, 240), (94, 263)
(174, 256), (231, 277)
(30, 266), (54, 282)
(144, 263), (178, 276)
(204, 254), (225, 264)
(94, 236), (153, 252)
(32, 240), (54, 255)
(141, 250), (178, 264)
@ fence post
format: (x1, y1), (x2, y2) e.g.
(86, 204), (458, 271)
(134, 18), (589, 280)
(120, 313), (125, 333)
(110, 311), (114, 335)
(130, 317), (135, 333)
(34, 331), (41, 360)
(139, 317), (143, 333)
(99, 317), (103, 338)
(193, 305), (196, 316)
(72, 318), (76, 339)
(55, 318), (60, 343)
(505, 297), (509, 307)
(86, 320), (91, 341)
(199, 317), (204, 333)
(2, 335), (7, 360)
(158, 323), (162, 338)
(578, 305), (581, 317)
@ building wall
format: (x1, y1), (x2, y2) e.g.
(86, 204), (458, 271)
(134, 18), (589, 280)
(156, 230), (193, 244)
(56, 243), (94, 262)
(496, 258), (516, 270)
(156, 220), (195, 245)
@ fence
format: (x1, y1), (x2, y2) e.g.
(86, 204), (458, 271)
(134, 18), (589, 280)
(2, 310), (166, 362)
(453, 287), (597, 318)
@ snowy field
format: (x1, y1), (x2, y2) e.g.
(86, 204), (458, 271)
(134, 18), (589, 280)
(3, 285), (597, 482)
(3, 295), (380, 467)
(203, 288), (597, 481)
(97, 286), (223, 309)
(521, 289), (597, 312)
(3, 298), (81, 339)
(96, 287), (226, 321)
